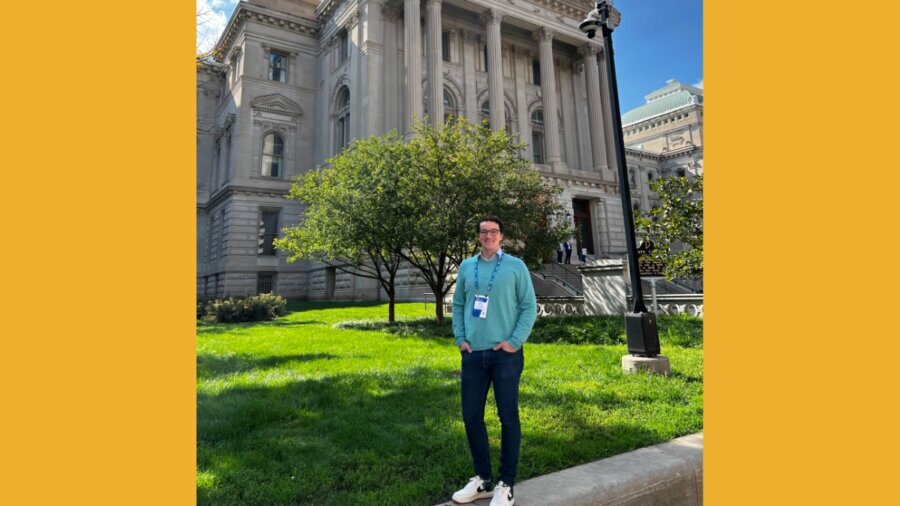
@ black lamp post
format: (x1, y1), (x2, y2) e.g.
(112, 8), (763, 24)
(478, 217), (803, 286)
(580, 0), (660, 357)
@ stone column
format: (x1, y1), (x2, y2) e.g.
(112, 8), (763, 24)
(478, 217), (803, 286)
(348, 12), (361, 141)
(382, 6), (401, 133)
(512, 46), (530, 154)
(534, 28), (561, 165)
(462, 31), (479, 121)
(482, 9), (504, 131)
(425, 0), (443, 128)
(404, 0), (423, 136)
(360, 0), (385, 137)
(580, 44), (609, 178)
(314, 41), (330, 166)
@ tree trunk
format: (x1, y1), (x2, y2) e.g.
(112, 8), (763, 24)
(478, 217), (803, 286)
(388, 290), (396, 323)
(434, 293), (444, 323)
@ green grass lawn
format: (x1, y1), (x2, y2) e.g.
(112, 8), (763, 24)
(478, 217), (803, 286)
(197, 302), (703, 505)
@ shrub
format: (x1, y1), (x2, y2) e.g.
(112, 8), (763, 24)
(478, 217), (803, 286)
(198, 293), (287, 323)
(530, 315), (626, 345)
(528, 314), (702, 347)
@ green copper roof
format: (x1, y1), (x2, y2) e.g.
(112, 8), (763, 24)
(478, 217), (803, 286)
(621, 80), (703, 127)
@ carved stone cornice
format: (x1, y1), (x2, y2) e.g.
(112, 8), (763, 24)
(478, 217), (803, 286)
(528, 0), (595, 22)
(217, 5), (318, 59)
(316, 0), (341, 24)
(206, 185), (291, 211)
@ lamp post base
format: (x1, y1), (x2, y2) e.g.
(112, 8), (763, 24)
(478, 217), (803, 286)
(622, 354), (670, 376)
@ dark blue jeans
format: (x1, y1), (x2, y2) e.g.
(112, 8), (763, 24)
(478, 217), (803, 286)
(460, 348), (524, 485)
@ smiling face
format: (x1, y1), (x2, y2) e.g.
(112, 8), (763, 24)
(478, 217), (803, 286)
(478, 220), (503, 257)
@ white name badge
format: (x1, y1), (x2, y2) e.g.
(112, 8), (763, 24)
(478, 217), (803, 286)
(472, 294), (489, 319)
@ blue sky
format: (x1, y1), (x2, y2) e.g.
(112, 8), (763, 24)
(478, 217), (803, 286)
(197, 0), (702, 113)
(611, 0), (703, 111)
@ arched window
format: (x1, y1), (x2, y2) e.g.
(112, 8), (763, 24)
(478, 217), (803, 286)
(261, 133), (284, 178)
(480, 100), (514, 132)
(531, 109), (544, 164)
(443, 90), (457, 123)
(334, 86), (351, 153)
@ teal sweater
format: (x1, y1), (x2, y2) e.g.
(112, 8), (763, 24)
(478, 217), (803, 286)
(452, 251), (537, 351)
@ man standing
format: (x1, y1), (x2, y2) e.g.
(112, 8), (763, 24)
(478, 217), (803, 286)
(563, 240), (573, 264)
(451, 216), (537, 506)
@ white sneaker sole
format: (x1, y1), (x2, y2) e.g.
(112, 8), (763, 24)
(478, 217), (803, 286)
(452, 490), (494, 503)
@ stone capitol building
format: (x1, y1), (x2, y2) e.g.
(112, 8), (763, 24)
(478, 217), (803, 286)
(197, 0), (703, 300)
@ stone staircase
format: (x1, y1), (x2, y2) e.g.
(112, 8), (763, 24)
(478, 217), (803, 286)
(533, 263), (584, 296)
(638, 278), (697, 295)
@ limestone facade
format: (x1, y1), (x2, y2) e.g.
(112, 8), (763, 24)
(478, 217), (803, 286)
(196, 0), (703, 300)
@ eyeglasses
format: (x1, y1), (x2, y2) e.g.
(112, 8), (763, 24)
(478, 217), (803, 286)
(479, 229), (501, 236)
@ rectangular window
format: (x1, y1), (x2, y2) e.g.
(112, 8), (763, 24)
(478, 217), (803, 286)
(442, 31), (450, 62)
(212, 138), (221, 189)
(218, 210), (227, 259)
(223, 128), (232, 183)
(230, 53), (240, 85)
(532, 132), (544, 164)
(532, 60), (541, 85)
(340, 31), (349, 62)
(483, 45), (489, 71)
(205, 216), (214, 263)
(258, 210), (279, 256)
(210, 214), (220, 260)
(335, 116), (349, 154)
(268, 51), (287, 82)
(257, 273), (275, 294)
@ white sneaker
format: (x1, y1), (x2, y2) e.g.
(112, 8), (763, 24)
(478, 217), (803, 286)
(452, 475), (494, 503)
(489, 481), (514, 506)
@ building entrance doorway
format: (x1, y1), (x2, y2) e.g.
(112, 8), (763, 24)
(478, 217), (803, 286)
(572, 198), (594, 260)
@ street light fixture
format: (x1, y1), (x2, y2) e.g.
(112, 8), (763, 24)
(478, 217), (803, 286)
(580, 0), (662, 360)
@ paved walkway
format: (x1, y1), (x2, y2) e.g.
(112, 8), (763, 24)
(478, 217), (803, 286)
(435, 432), (703, 506)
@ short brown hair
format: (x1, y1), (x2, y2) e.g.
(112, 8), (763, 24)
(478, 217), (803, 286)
(476, 215), (503, 234)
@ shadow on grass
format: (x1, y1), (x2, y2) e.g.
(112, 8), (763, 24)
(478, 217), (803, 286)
(333, 314), (702, 349)
(197, 365), (689, 506)
(669, 370), (703, 384)
(197, 320), (323, 336)
(197, 353), (340, 379)
(198, 369), (464, 505)
(285, 300), (386, 312)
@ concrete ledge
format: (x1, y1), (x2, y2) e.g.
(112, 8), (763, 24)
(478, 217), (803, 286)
(436, 433), (702, 506)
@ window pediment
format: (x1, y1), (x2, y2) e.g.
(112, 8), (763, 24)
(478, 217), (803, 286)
(251, 94), (303, 121)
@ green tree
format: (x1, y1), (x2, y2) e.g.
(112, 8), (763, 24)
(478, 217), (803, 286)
(635, 175), (703, 280)
(398, 117), (571, 322)
(275, 132), (411, 322)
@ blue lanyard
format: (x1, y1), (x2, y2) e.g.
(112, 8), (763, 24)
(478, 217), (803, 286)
(474, 252), (503, 295)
